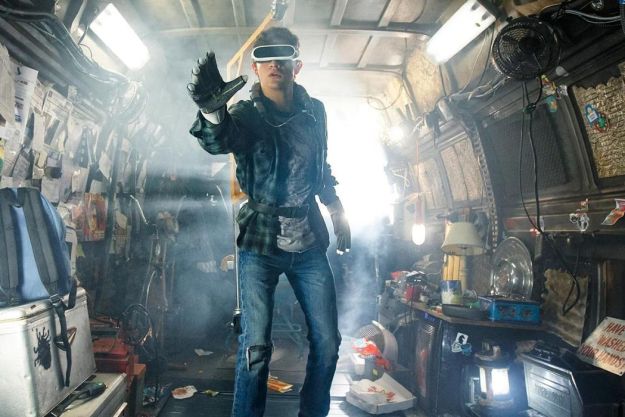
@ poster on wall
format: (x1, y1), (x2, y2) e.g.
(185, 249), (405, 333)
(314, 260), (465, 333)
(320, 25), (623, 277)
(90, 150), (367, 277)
(577, 317), (625, 376)
(74, 193), (107, 241)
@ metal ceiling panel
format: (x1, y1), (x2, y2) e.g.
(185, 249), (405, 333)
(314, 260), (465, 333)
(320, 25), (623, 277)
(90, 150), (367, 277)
(416, 0), (459, 23)
(246, 0), (273, 26)
(133, 0), (188, 30)
(194, 0), (237, 27)
(362, 37), (407, 66)
(298, 35), (326, 65)
(293, 0), (334, 24)
(326, 33), (370, 65)
(393, 0), (428, 23)
(344, 0), (389, 23)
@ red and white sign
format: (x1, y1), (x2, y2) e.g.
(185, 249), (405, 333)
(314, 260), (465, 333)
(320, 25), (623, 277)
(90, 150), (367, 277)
(577, 317), (625, 376)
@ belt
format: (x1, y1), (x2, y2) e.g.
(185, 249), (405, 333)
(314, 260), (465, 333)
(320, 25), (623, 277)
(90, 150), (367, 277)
(247, 199), (309, 218)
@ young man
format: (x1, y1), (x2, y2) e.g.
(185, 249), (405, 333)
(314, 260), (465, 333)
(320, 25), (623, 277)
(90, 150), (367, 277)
(187, 27), (351, 417)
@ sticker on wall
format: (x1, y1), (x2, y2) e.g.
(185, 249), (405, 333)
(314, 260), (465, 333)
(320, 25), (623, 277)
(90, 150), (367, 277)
(584, 104), (609, 133)
(601, 199), (625, 226)
(451, 332), (472, 355)
(541, 75), (558, 113)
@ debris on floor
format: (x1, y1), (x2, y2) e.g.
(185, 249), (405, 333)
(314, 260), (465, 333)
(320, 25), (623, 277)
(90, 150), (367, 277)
(267, 375), (293, 393)
(194, 348), (214, 356)
(171, 385), (197, 399)
(346, 373), (415, 414)
(202, 389), (220, 397)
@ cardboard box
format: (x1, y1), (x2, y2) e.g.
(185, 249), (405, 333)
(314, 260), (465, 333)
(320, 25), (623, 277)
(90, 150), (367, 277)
(345, 373), (415, 414)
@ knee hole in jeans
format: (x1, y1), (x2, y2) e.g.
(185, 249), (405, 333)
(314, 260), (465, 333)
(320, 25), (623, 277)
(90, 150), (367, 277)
(245, 343), (273, 371)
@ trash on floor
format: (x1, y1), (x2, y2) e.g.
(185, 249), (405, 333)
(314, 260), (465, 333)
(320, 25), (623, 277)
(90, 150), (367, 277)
(171, 385), (198, 399)
(345, 373), (415, 414)
(194, 348), (214, 356)
(267, 375), (294, 393)
(202, 389), (220, 397)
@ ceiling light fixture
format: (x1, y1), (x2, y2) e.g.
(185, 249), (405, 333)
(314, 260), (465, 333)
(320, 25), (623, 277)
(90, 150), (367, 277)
(90, 3), (150, 70)
(426, 0), (497, 64)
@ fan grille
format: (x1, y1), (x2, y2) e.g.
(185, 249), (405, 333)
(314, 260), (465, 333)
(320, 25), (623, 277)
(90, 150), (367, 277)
(493, 18), (560, 81)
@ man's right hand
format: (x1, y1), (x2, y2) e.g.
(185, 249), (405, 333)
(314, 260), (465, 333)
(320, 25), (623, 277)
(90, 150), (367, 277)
(187, 52), (247, 114)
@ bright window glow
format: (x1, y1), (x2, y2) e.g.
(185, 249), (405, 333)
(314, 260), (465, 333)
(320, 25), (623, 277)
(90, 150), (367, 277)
(492, 368), (510, 396)
(412, 223), (426, 245)
(387, 125), (406, 144)
(324, 100), (392, 234)
(90, 3), (150, 70)
(426, 0), (496, 64)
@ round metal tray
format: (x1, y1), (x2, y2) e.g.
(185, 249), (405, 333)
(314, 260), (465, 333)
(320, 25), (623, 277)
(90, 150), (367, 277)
(490, 237), (534, 300)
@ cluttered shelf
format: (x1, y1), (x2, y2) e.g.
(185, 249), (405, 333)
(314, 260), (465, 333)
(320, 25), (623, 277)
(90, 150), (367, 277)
(400, 299), (545, 331)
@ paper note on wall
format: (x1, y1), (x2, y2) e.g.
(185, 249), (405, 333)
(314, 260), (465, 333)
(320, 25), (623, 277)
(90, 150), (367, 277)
(13, 63), (38, 134)
(0, 44), (15, 126)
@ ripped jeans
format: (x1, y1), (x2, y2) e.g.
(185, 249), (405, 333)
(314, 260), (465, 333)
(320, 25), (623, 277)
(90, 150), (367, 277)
(232, 247), (341, 417)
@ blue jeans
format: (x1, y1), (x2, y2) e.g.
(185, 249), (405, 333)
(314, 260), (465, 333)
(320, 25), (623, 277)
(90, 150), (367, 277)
(232, 247), (341, 417)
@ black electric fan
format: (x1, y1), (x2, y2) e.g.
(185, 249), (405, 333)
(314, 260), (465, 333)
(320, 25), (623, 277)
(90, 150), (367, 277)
(492, 17), (560, 81)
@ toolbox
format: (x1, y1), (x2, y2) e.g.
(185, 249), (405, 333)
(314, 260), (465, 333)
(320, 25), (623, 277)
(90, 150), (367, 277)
(0, 288), (96, 417)
(479, 296), (541, 324)
(93, 337), (136, 382)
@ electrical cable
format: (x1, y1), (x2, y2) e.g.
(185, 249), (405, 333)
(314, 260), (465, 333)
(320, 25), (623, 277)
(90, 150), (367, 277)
(366, 79), (406, 111)
(565, 14), (621, 25)
(526, 81), (543, 235)
(518, 79), (581, 315)
(562, 243), (581, 315)
(519, 83), (535, 230)
(564, 9), (621, 21)
(457, 26), (494, 95)
(0, 3), (126, 85)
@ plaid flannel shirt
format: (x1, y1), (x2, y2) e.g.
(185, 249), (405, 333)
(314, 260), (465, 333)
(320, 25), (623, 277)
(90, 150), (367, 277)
(189, 83), (339, 255)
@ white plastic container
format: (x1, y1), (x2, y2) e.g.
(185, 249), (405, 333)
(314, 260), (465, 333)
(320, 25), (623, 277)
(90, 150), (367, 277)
(0, 288), (96, 417)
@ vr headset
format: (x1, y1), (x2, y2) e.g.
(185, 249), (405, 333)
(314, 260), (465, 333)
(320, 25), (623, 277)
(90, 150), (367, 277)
(251, 44), (299, 62)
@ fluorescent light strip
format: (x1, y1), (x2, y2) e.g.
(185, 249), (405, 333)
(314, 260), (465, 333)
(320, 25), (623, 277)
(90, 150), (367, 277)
(426, 0), (495, 64)
(90, 3), (150, 70)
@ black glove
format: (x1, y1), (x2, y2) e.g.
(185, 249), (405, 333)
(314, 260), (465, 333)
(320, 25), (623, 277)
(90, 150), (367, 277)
(187, 52), (247, 113)
(329, 200), (351, 255)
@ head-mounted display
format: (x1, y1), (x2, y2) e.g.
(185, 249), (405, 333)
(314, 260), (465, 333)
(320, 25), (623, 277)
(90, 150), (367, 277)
(251, 44), (299, 62)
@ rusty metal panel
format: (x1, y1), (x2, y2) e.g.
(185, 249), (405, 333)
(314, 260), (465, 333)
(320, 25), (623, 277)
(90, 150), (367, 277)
(454, 139), (483, 201)
(416, 158), (446, 209)
(440, 138), (483, 203)
(572, 63), (625, 179)
(542, 269), (588, 347)
(441, 145), (467, 202)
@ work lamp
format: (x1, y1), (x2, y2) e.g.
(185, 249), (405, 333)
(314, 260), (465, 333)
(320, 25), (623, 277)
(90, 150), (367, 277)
(474, 342), (514, 415)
